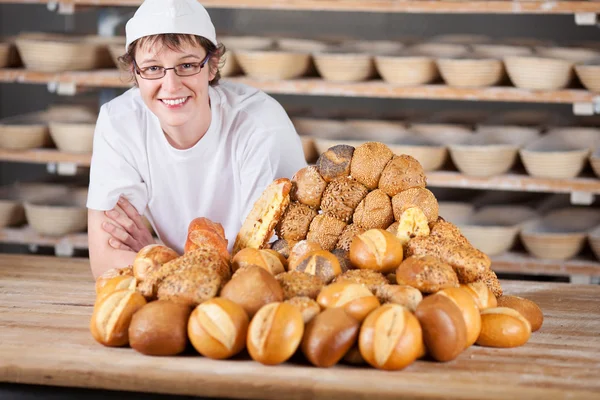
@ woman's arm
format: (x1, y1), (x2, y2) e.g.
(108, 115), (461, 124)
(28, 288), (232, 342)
(88, 209), (137, 279)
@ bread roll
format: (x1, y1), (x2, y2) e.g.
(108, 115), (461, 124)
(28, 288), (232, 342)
(320, 177), (368, 223)
(317, 144), (355, 183)
(395, 255), (459, 294)
(378, 154), (427, 197)
(275, 270), (325, 300)
(395, 207), (430, 246)
(288, 240), (323, 271)
(307, 214), (347, 251)
(477, 307), (531, 348)
(221, 265), (284, 318)
(157, 266), (222, 307)
(317, 282), (380, 322)
(480, 268), (503, 297)
(335, 224), (366, 252)
(129, 300), (191, 356)
(301, 308), (360, 368)
(188, 298), (249, 359)
(90, 289), (147, 347)
(429, 218), (469, 246)
(353, 189), (394, 230)
(186, 217), (227, 241)
(359, 304), (423, 370)
(392, 187), (439, 225)
(375, 284), (422, 312)
(247, 302), (304, 365)
(291, 166), (327, 209)
(294, 250), (343, 283)
(95, 265), (133, 295)
(461, 282), (497, 310)
(415, 293), (467, 362)
(133, 244), (179, 281)
(96, 275), (137, 305)
(333, 269), (388, 293)
(231, 248), (285, 275)
(349, 229), (404, 274)
(275, 201), (318, 242)
(285, 296), (321, 323)
(342, 346), (366, 365)
(270, 238), (294, 259)
(496, 295), (543, 332)
(386, 221), (399, 235)
(350, 142), (394, 190)
(438, 287), (482, 348)
(184, 218), (229, 263)
(331, 248), (352, 273)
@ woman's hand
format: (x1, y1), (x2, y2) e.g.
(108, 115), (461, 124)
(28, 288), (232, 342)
(102, 197), (155, 252)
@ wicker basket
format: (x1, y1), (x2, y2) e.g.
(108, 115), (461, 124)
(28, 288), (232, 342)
(471, 44), (532, 58)
(313, 50), (375, 82)
(520, 135), (590, 179)
(291, 117), (347, 138)
(342, 40), (404, 56)
(0, 119), (49, 150)
(389, 136), (448, 172)
(24, 188), (88, 236)
(220, 36), (276, 78)
(436, 56), (504, 88)
(475, 125), (541, 146)
(409, 43), (468, 58)
(535, 46), (600, 63)
(575, 62), (600, 93)
(0, 186), (26, 227)
(345, 119), (408, 141)
(409, 123), (473, 145)
(236, 48), (312, 80)
(49, 122), (95, 153)
(438, 201), (474, 224)
(504, 56), (574, 90)
(545, 127), (600, 152)
(375, 54), (438, 86)
(589, 226), (600, 260)
(449, 143), (518, 177)
(15, 32), (113, 72)
(590, 147), (600, 178)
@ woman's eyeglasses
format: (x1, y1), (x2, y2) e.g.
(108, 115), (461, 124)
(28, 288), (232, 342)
(133, 53), (211, 80)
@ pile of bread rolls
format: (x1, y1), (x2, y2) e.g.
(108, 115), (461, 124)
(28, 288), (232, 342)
(90, 142), (544, 370)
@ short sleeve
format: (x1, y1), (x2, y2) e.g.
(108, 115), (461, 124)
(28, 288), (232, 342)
(86, 105), (149, 213)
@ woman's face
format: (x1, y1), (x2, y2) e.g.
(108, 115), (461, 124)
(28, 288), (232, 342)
(134, 41), (216, 131)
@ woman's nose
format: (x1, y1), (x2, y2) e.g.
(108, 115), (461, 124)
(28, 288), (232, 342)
(161, 69), (183, 91)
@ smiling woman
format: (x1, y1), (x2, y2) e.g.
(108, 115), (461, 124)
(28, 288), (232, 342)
(86, 0), (307, 279)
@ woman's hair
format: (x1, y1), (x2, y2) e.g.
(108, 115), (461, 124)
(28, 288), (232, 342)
(118, 33), (227, 86)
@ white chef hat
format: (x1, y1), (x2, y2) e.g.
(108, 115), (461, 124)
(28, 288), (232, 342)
(125, 0), (218, 52)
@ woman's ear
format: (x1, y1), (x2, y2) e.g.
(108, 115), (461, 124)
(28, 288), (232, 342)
(208, 56), (220, 81)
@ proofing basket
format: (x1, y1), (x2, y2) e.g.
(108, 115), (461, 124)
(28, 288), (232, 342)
(48, 122), (95, 153)
(504, 56), (574, 90)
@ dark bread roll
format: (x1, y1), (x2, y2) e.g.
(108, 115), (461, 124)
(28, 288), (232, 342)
(379, 154), (427, 197)
(275, 201), (318, 242)
(291, 166), (328, 209)
(350, 142), (394, 190)
(317, 145), (355, 183)
(320, 177), (369, 223)
(353, 189), (394, 230)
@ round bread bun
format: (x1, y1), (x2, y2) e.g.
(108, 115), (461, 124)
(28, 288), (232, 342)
(349, 142), (394, 190)
(335, 223), (366, 252)
(379, 154), (427, 197)
(306, 214), (347, 251)
(221, 265), (284, 317)
(331, 248), (352, 273)
(275, 201), (318, 242)
(392, 187), (439, 224)
(275, 270), (326, 300)
(396, 255), (459, 294)
(353, 189), (394, 230)
(320, 177), (369, 223)
(270, 238), (295, 259)
(291, 166), (328, 209)
(285, 296), (321, 324)
(317, 144), (355, 183)
(333, 269), (388, 293)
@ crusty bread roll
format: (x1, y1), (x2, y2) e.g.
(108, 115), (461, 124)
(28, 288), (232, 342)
(335, 223), (366, 252)
(231, 248), (285, 275)
(429, 218), (470, 246)
(95, 265), (133, 295)
(386, 221), (399, 235)
(333, 269), (388, 293)
(395, 207), (430, 246)
(90, 289), (147, 347)
(128, 300), (191, 356)
(349, 229), (404, 274)
(477, 307), (531, 348)
(331, 248), (352, 273)
(374, 284), (422, 312)
(353, 189), (394, 230)
(96, 275), (137, 305)
(233, 178), (292, 256)
(285, 296), (321, 324)
(293, 250), (343, 283)
(275, 201), (318, 242)
(133, 244), (179, 282)
(496, 295), (542, 332)
(349, 142), (394, 190)
(392, 187), (439, 225)
(291, 166), (327, 209)
(480, 267), (503, 297)
(316, 281), (380, 322)
(221, 265), (284, 317)
(157, 266), (222, 307)
(316, 144), (355, 182)
(306, 214), (347, 251)
(270, 238), (294, 259)
(396, 255), (459, 294)
(275, 270), (325, 300)
(320, 177), (369, 223)
(378, 154), (427, 197)
(288, 240), (323, 271)
(438, 287), (482, 348)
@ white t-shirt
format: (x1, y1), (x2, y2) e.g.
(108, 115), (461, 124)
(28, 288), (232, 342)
(87, 82), (307, 254)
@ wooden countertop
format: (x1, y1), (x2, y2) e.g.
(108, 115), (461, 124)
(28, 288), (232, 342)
(1, 254), (599, 399)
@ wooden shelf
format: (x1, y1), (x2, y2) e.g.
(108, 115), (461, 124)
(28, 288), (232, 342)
(0, 69), (596, 105)
(1, 0), (599, 15)
(492, 252), (600, 279)
(0, 148), (91, 166)
(0, 226), (88, 256)
(426, 171), (600, 195)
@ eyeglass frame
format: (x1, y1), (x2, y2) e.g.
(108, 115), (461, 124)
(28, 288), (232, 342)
(132, 52), (212, 80)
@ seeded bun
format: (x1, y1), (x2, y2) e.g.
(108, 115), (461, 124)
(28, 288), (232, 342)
(317, 144), (355, 183)
(333, 269), (388, 293)
(392, 187), (439, 224)
(396, 255), (459, 294)
(378, 154), (427, 197)
(349, 142), (394, 190)
(291, 166), (328, 209)
(275, 202), (318, 242)
(331, 248), (352, 273)
(353, 189), (394, 230)
(275, 270), (326, 300)
(307, 214), (347, 251)
(320, 177), (369, 223)
(285, 296), (321, 323)
(480, 268), (503, 297)
(335, 223), (366, 252)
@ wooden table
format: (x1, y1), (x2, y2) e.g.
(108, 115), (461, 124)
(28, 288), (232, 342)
(1, 254), (599, 399)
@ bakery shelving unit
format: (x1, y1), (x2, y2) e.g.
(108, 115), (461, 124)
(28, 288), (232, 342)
(2, 0), (600, 284)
